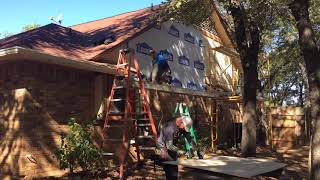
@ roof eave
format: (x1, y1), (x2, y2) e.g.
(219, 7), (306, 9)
(0, 47), (120, 75)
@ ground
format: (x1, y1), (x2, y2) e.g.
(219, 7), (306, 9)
(31, 145), (308, 179)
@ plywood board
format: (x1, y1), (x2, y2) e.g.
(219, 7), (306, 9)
(163, 156), (286, 178)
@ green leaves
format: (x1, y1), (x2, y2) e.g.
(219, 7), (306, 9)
(21, 23), (41, 32)
(55, 118), (102, 174)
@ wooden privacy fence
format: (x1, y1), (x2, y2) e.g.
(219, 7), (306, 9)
(271, 107), (306, 149)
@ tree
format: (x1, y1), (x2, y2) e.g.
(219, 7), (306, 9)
(288, 0), (320, 179)
(161, 0), (282, 156)
(260, 41), (305, 107)
(22, 23), (41, 32)
(227, 0), (260, 156)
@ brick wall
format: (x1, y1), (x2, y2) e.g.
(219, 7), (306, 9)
(0, 61), (98, 178)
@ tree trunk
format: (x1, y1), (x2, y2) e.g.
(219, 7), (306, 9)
(241, 55), (258, 156)
(289, 0), (320, 179)
(299, 62), (312, 139)
(299, 82), (304, 107)
(230, 0), (259, 157)
(299, 62), (310, 107)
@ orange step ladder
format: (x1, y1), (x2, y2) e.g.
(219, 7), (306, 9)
(102, 48), (158, 179)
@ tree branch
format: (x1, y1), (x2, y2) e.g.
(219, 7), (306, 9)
(229, 0), (248, 59)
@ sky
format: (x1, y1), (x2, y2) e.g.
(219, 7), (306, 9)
(0, 0), (164, 35)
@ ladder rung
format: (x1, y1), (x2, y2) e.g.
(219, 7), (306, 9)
(136, 135), (154, 139)
(105, 125), (126, 128)
(137, 123), (151, 127)
(135, 112), (148, 115)
(108, 112), (125, 116)
(180, 113), (189, 116)
(139, 146), (156, 151)
(109, 118), (145, 122)
(133, 118), (149, 121)
(116, 63), (128, 68)
(102, 152), (115, 156)
(105, 139), (123, 142)
(117, 118), (136, 122)
(111, 98), (126, 102)
(114, 86), (125, 89)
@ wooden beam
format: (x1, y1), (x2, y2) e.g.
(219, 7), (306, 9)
(212, 46), (239, 58)
(134, 82), (231, 98)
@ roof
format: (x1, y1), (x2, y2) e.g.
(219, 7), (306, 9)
(0, 47), (119, 75)
(0, 7), (158, 61)
(0, 4), (236, 62)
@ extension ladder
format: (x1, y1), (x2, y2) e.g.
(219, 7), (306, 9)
(174, 103), (199, 159)
(102, 48), (158, 179)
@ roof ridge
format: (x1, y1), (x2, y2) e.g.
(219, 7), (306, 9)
(70, 6), (153, 28)
(0, 23), (89, 51)
(1, 23), (47, 41)
(0, 23), (62, 45)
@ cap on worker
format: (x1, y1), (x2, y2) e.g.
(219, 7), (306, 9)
(181, 116), (193, 132)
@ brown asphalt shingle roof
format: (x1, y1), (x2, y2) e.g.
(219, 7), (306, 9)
(0, 7), (158, 61)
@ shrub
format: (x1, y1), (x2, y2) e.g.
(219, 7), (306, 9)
(55, 118), (102, 174)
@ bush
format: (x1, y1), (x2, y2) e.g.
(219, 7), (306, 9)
(55, 118), (102, 174)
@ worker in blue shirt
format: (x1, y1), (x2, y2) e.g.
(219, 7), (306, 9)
(149, 50), (172, 84)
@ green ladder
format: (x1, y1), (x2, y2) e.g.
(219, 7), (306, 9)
(174, 103), (198, 159)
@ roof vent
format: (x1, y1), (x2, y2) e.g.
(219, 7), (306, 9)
(104, 34), (116, 44)
(95, 34), (116, 46)
(133, 22), (141, 29)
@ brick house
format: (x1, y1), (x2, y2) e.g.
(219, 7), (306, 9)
(0, 5), (242, 178)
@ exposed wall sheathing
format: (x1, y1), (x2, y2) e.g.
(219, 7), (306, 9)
(127, 21), (240, 93)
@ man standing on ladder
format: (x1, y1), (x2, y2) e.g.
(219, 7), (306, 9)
(156, 115), (193, 180)
(149, 50), (172, 84)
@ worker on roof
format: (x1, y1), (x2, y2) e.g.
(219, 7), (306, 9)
(149, 50), (172, 84)
(156, 115), (195, 180)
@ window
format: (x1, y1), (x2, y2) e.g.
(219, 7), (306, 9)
(159, 49), (173, 61)
(199, 39), (204, 47)
(171, 78), (182, 87)
(168, 25), (179, 37)
(133, 22), (141, 29)
(184, 33), (195, 44)
(199, 84), (207, 91)
(194, 60), (205, 70)
(187, 81), (197, 90)
(136, 42), (153, 55)
(178, 56), (190, 66)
